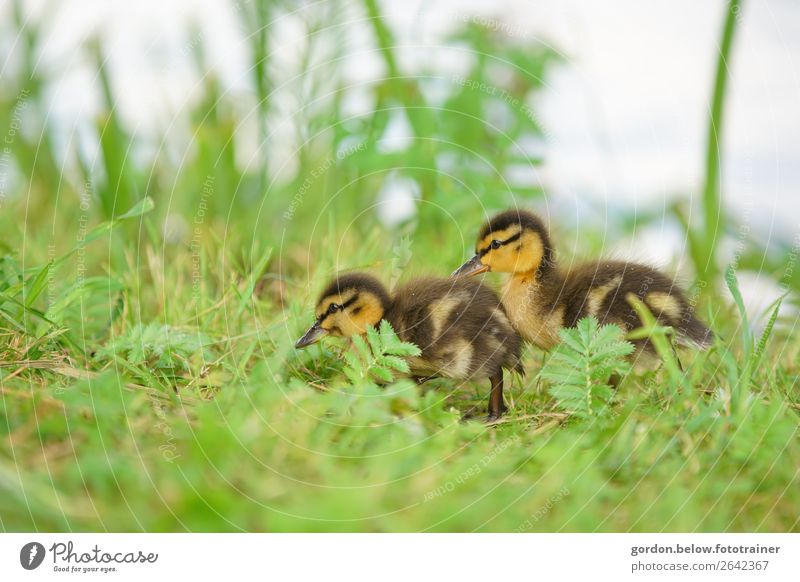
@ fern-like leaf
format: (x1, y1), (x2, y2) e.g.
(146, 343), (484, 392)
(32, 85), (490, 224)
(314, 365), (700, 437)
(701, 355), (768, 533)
(97, 323), (209, 372)
(342, 320), (421, 384)
(539, 316), (634, 419)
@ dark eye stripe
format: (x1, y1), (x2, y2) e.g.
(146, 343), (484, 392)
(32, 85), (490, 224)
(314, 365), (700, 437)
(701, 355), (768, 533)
(318, 293), (360, 322)
(342, 294), (359, 309)
(478, 231), (522, 255)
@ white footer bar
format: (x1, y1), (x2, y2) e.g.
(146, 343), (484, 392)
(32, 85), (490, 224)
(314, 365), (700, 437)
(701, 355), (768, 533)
(1, 533), (797, 581)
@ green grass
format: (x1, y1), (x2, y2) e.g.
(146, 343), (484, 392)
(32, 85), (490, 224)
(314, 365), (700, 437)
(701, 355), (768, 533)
(695, 0), (743, 288)
(1, 0), (799, 532)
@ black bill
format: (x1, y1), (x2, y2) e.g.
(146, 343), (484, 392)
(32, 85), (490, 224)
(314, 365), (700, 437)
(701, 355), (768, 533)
(451, 254), (489, 278)
(294, 322), (328, 348)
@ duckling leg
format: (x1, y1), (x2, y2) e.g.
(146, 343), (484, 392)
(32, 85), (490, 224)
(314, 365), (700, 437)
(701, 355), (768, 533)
(487, 372), (508, 421)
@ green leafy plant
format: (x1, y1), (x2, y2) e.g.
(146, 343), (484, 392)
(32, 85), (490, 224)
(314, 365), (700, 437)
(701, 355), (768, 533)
(3, 0), (800, 535)
(97, 323), (210, 374)
(0, 198), (153, 354)
(721, 265), (786, 414)
(539, 316), (634, 419)
(342, 320), (421, 384)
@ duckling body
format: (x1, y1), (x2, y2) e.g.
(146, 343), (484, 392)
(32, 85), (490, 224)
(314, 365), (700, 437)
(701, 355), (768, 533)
(500, 271), (565, 349)
(453, 209), (713, 358)
(387, 277), (522, 381)
(296, 273), (522, 419)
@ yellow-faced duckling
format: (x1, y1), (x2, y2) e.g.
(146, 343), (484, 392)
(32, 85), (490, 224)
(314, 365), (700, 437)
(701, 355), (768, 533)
(295, 273), (523, 419)
(452, 209), (713, 361)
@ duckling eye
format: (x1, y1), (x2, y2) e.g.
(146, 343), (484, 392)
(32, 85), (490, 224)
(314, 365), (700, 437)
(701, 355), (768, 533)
(490, 239), (502, 250)
(328, 303), (342, 313)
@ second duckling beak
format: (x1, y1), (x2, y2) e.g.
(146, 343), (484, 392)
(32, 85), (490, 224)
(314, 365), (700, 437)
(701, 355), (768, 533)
(295, 322), (328, 349)
(452, 254), (489, 278)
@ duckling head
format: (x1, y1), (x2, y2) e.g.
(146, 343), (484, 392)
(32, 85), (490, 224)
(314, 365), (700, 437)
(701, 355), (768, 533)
(295, 273), (390, 348)
(452, 209), (554, 278)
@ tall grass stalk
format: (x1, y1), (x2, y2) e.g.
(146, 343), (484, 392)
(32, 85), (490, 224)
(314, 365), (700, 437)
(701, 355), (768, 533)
(697, 0), (742, 287)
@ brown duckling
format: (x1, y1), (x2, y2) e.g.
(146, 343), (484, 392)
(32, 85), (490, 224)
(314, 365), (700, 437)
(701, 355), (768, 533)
(452, 209), (713, 361)
(295, 273), (523, 419)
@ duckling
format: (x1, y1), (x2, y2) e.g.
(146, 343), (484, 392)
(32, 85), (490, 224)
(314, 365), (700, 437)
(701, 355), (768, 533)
(295, 273), (523, 419)
(452, 209), (713, 362)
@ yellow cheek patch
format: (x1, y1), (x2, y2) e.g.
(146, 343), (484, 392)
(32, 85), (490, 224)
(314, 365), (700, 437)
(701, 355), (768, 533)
(322, 291), (385, 337)
(331, 314), (359, 336)
(645, 291), (682, 320)
(514, 231), (544, 273)
(352, 292), (385, 331)
(485, 230), (543, 274)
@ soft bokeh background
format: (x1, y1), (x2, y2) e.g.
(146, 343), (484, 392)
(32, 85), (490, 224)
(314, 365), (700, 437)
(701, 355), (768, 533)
(2, 0), (798, 317)
(1, 0), (799, 533)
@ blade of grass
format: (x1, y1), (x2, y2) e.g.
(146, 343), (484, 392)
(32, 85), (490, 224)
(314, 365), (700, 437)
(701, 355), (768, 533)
(23, 260), (53, 308)
(626, 295), (687, 396)
(752, 292), (785, 371)
(696, 0), (742, 286)
(724, 265), (752, 358)
(236, 247), (273, 319)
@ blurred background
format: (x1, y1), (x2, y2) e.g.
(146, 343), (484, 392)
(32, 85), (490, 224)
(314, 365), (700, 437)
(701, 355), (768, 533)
(1, 0), (798, 320)
(2, 0), (800, 534)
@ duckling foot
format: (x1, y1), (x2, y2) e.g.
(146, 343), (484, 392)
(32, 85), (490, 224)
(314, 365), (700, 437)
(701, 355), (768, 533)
(485, 410), (506, 423)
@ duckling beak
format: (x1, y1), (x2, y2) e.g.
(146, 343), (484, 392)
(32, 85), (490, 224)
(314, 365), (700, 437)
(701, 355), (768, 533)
(295, 322), (328, 349)
(452, 254), (489, 278)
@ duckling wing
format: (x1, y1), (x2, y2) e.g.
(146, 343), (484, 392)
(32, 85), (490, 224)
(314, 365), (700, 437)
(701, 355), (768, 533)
(387, 278), (522, 379)
(562, 261), (713, 349)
